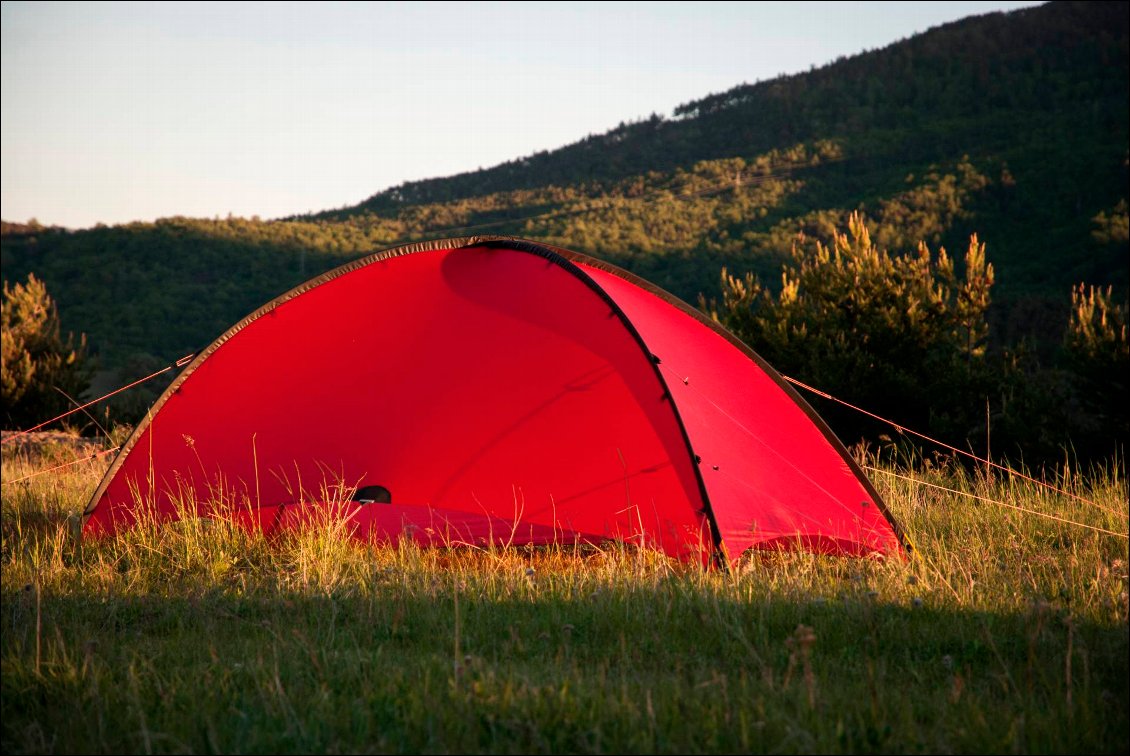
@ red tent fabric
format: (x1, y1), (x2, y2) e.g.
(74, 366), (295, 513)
(84, 237), (907, 564)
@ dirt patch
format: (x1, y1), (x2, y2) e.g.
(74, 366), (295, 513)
(1, 430), (108, 460)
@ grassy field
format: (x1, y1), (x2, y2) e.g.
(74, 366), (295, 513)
(2, 436), (1127, 754)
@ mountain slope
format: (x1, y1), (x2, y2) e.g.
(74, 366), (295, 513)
(332, 1), (1125, 213)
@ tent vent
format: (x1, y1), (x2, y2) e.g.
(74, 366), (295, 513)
(354, 485), (391, 505)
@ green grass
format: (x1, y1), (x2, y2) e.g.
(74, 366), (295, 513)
(2, 439), (1127, 754)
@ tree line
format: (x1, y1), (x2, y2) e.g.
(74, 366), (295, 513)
(4, 212), (1126, 467)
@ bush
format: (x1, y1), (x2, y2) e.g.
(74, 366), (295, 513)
(1062, 283), (1129, 457)
(705, 211), (995, 450)
(1, 273), (92, 430)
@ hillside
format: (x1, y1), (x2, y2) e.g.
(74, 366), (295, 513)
(2, 0), (1126, 382)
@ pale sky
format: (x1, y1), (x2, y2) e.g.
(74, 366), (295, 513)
(1, 1), (1042, 229)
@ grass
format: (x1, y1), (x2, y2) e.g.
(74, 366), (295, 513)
(1, 437), (1127, 754)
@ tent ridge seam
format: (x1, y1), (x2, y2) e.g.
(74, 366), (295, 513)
(479, 238), (727, 566)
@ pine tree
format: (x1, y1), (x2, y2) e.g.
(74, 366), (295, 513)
(1064, 283), (1129, 451)
(705, 211), (994, 445)
(1, 274), (92, 430)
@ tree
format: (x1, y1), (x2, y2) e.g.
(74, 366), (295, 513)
(1, 273), (92, 430)
(705, 211), (994, 447)
(1063, 283), (1129, 454)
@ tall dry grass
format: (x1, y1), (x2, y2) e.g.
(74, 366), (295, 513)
(2, 436), (1126, 753)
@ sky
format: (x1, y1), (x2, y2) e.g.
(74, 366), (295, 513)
(1, 1), (1043, 229)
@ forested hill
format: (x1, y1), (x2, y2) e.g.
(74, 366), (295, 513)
(327, 1), (1126, 213)
(2, 0), (1127, 381)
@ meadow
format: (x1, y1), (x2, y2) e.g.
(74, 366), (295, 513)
(2, 436), (1127, 754)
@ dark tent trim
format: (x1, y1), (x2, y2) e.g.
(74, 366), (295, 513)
(84, 235), (909, 559)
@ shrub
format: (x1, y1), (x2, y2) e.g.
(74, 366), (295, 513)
(1, 273), (92, 430)
(705, 211), (994, 448)
(1062, 283), (1129, 456)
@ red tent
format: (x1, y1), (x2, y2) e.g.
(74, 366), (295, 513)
(84, 237), (907, 564)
